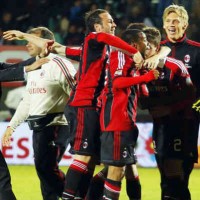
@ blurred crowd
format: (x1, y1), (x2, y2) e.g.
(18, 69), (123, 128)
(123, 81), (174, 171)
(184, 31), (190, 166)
(1, 0), (200, 46)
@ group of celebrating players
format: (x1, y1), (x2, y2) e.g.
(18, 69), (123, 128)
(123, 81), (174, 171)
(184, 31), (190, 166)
(0, 3), (200, 200)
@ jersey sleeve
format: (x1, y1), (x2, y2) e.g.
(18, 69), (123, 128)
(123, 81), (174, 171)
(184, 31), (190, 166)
(93, 32), (138, 55)
(165, 57), (189, 77)
(113, 71), (156, 89)
(9, 90), (30, 131)
(65, 47), (82, 61)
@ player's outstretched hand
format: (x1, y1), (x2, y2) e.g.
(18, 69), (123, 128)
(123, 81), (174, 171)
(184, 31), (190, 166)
(192, 99), (200, 112)
(39, 40), (54, 58)
(144, 54), (160, 69)
(25, 58), (50, 72)
(2, 127), (14, 147)
(3, 30), (25, 41)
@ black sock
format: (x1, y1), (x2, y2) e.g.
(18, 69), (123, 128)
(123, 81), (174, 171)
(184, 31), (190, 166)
(62, 159), (88, 199)
(103, 178), (121, 200)
(76, 166), (94, 199)
(85, 166), (108, 200)
(126, 177), (141, 200)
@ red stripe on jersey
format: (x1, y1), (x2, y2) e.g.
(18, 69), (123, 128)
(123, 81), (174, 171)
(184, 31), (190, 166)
(74, 108), (84, 151)
(114, 131), (121, 161)
(186, 39), (200, 47)
(132, 96), (138, 123)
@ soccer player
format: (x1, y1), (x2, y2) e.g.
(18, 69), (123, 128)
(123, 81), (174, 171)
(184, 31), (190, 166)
(2, 27), (76, 200)
(60, 9), (144, 200)
(99, 29), (159, 200)
(161, 5), (200, 199)
(0, 52), (49, 200)
(139, 26), (196, 200)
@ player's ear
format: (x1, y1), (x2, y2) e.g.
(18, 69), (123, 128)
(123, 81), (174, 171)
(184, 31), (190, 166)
(131, 41), (137, 48)
(163, 24), (166, 30)
(156, 45), (160, 52)
(182, 22), (188, 31)
(94, 23), (101, 32)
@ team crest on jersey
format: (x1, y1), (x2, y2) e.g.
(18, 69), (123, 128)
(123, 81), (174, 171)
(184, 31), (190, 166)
(83, 139), (88, 149)
(122, 149), (128, 158)
(184, 54), (190, 63)
(40, 70), (45, 78)
(160, 71), (165, 79)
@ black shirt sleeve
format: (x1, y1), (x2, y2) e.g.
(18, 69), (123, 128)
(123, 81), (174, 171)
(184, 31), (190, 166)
(0, 57), (36, 81)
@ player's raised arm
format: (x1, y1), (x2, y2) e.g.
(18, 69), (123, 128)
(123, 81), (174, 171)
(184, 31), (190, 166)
(3, 30), (54, 57)
(3, 30), (46, 47)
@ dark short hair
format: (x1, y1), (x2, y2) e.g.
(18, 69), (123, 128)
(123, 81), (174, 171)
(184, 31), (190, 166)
(27, 26), (55, 40)
(85, 9), (108, 34)
(121, 29), (143, 44)
(126, 23), (147, 31)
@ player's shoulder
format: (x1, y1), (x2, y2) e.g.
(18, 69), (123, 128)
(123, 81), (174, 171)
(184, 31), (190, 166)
(160, 39), (168, 45)
(47, 53), (76, 74)
(50, 53), (74, 66)
(186, 39), (200, 48)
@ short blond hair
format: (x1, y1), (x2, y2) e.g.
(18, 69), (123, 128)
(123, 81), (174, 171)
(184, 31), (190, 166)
(163, 4), (189, 26)
(27, 27), (55, 40)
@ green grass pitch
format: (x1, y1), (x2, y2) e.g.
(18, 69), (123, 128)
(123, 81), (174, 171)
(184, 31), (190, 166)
(9, 165), (200, 200)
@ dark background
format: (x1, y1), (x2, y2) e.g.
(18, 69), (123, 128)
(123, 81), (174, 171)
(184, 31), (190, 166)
(0, 0), (199, 121)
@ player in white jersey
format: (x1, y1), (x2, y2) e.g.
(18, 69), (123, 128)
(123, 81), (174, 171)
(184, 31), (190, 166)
(2, 27), (76, 200)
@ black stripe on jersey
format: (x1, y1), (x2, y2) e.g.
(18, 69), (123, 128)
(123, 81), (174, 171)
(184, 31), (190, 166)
(53, 57), (75, 89)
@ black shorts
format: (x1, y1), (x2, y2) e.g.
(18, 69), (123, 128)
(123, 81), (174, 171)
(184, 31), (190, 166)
(152, 113), (199, 162)
(100, 128), (139, 166)
(64, 105), (101, 157)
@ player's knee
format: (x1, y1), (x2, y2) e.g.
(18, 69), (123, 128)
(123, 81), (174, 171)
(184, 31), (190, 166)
(34, 161), (46, 175)
(163, 159), (184, 179)
(107, 166), (125, 181)
(125, 164), (139, 179)
(74, 154), (92, 163)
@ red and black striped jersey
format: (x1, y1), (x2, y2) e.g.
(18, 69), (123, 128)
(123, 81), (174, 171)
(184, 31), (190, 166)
(67, 32), (138, 107)
(100, 50), (138, 131)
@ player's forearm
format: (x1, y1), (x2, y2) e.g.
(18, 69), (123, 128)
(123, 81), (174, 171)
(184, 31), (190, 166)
(9, 95), (30, 131)
(96, 32), (138, 55)
(65, 47), (81, 61)
(51, 42), (66, 56)
(157, 46), (171, 58)
(113, 71), (156, 89)
(23, 33), (47, 48)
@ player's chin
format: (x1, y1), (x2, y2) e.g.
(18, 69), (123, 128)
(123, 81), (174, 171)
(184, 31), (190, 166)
(110, 30), (115, 35)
